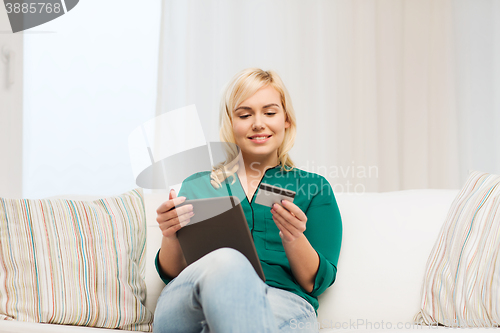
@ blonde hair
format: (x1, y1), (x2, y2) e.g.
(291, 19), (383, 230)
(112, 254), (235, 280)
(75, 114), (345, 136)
(210, 68), (297, 189)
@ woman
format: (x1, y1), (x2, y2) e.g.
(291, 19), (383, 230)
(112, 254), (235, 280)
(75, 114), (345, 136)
(153, 68), (342, 333)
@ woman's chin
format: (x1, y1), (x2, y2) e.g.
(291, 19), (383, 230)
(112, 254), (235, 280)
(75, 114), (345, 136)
(241, 149), (278, 161)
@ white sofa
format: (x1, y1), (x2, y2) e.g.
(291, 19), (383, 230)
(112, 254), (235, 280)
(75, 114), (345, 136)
(0, 189), (494, 332)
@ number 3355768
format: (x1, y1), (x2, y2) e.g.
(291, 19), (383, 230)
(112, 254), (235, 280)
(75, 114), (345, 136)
(5, 3), (62, 14)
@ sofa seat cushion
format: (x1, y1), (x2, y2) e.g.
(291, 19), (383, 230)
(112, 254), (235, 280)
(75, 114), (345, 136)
(317, 189), (460, 327)
(0, 320), (139, 333)
(319, 328), (494, 332)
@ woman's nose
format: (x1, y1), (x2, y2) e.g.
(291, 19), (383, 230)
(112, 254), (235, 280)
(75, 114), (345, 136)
(252, 115), (265, 129)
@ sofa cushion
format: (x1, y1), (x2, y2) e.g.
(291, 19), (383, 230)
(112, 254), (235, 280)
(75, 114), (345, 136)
(0, 188), (153, 331)
(317, 189), (459, 330)
(414, 170), (500, 327)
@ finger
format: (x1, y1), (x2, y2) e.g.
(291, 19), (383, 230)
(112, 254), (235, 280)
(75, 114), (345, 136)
(169, 189), (177, 201)
(274, 209), (306, 235)
(272, 213), (300, 238)
(173, 212), (194, 228)
(159, 211), (194, 233)
(156, 196), (186, 214)
(280, 200), (307, 221)
(161, 204), (193, 222)
(158, 207), (194, 227)
(271, 213), (287, 236)
(273, 214), (294, 240)
(161, 217), (192, 238)
(272, 203), (306, 232)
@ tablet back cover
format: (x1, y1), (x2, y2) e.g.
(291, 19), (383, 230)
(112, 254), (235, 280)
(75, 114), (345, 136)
(176, 196), (266, 281)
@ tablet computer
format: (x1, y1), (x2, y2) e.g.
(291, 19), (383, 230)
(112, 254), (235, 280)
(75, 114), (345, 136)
(175, 196), (266, 282)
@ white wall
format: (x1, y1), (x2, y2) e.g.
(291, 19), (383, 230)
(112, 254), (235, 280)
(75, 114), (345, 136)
(0, 7), (23, 198)
(453, 0), (500, 180)
(23, 0), (161, 198)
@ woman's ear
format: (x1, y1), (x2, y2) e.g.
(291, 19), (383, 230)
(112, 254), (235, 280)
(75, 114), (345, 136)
(285, 119), (291, 129)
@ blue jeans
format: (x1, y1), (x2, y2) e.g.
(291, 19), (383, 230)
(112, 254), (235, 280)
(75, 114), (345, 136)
(153, 248), (319, 333)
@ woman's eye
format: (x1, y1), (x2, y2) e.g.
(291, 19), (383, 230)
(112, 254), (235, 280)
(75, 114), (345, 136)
(238, 113), (274, 119)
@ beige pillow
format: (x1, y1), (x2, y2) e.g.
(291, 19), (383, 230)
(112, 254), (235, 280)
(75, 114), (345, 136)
(0, 188), (153, 331)
(414, 170), (500, 328)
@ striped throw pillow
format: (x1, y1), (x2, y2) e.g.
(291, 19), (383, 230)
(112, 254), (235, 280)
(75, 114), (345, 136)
(0, 188), (153, 331)
(414, 170), (500, 328)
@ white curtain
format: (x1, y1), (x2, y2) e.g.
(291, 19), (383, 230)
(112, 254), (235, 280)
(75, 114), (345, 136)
(156, 0), (500, 193)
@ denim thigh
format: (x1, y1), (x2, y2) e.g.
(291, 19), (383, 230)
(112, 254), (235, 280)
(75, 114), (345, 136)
(267, 287), (319, 333)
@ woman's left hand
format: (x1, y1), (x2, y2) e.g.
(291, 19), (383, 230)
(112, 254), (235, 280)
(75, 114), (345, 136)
(271, 200), (308, 244)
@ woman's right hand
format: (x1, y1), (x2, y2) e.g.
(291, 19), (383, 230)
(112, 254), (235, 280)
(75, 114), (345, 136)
(156, 189), (194, 239)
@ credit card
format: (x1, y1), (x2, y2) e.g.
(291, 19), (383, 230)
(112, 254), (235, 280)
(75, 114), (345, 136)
(254, 183), (296, 208)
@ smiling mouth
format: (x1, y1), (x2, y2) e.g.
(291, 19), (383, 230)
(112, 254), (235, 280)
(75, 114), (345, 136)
(248, 135), (272, 140)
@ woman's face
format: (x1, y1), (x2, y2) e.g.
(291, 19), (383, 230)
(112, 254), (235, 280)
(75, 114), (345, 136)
(232, 85), (290, 165)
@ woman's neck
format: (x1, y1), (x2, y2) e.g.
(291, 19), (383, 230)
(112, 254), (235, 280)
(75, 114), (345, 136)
(238, 153), (279, 181)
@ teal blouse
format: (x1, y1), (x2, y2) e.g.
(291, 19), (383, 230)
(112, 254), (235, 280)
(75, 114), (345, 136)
(155, 163), (343, 314)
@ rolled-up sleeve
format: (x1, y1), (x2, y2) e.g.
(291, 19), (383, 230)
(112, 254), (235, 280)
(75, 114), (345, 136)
(155, 250), (174, 285)
(304, 176), (342, 297)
